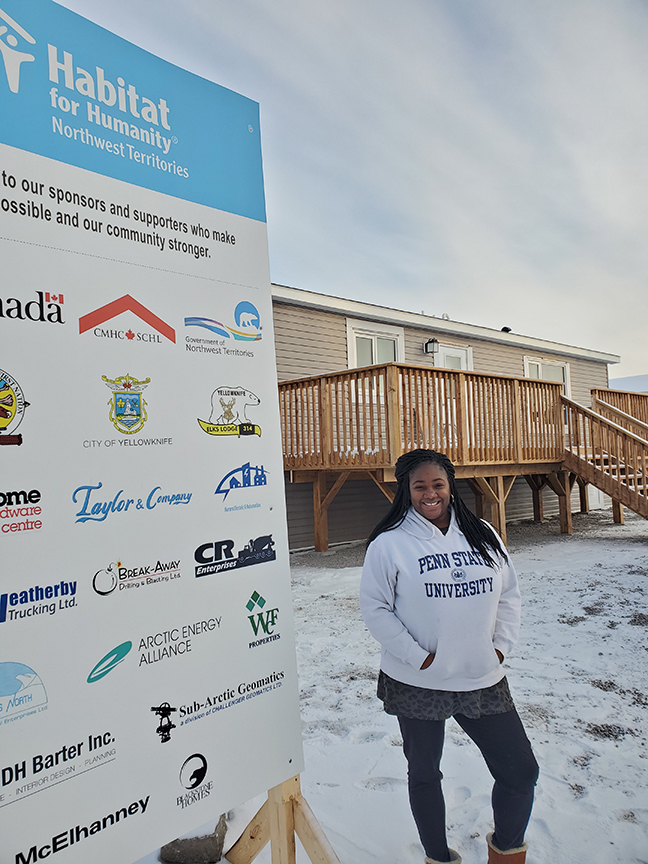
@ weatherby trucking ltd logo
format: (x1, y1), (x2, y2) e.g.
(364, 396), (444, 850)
(194, 534), (276, 577)
(0, 579), (78, 625)
(79, 295), (175, 344)
(92, 558), (181, 595)
(198, 385), (261, 437)
(0, 368), (29, 446)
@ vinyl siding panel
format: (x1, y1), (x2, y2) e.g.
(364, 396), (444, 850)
(273, 304), (347, 381)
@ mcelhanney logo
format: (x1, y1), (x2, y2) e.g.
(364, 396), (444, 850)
(87, 641), (132, 683)
(0, 7), (36, 94)
(102, 373), (150, 434)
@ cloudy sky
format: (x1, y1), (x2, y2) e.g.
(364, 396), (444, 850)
(60, 0), (648, 376)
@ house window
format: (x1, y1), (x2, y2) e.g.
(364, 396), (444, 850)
(524, 356), (571, 396)
(436, 343), (473, 371)
(346, 319), (404, 368)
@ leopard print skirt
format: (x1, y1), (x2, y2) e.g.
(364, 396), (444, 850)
(377, 670), (515, 721)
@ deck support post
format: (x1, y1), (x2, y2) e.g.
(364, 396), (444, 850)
(612, 499), (624, 524)
(367, 471), (395, 503)
(524, 475), (546, 522)
(465, 478), (485, 520)
(576, 476), (590, 513)
(470, 476), (516, 545)
(225, 775), (340, 864)
(546, 471), (573, 534)
(313, 472), (351, 552)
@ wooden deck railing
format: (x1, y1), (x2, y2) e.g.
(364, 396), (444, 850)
(279, 363), (564, 470)
(591, 388), (648, 440)
(563, 396), (648, 517)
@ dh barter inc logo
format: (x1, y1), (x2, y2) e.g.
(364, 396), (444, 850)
(0, 7), (36, 94)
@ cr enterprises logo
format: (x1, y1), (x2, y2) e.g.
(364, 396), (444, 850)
(73, 483), (191, 523)
(0, 7), (36, 94)
(194, 534), (275, 577)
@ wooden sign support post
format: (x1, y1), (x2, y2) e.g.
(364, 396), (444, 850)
(225, 775), (341, 864)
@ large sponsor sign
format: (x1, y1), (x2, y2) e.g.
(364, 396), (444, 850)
(0, 2), (302, 862)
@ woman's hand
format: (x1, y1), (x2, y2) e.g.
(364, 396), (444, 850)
(420, 653), (435, 670)
(495, 649), (504, 663)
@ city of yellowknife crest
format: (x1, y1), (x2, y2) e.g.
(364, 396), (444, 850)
(102, 373), (150, 434)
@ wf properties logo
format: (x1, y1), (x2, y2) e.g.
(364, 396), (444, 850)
(73, 483), (191, 523)
(246, 591), (280, 648)
(0, 7), (35, 95)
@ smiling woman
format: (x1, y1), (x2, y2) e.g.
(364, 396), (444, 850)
(360, 449), (538, 864)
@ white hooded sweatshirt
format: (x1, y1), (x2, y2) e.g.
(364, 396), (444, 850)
(360, 507), (521, 692)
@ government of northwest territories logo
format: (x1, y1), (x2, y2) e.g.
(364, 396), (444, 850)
(102, 373), (150, 434)
(0, 368), (29, 446)
(79, 295), (175, 344)
(194, 534), (275, 577)
(185, 301), (261, 342)
(198, 386), (261, 437)
(0, 661), (47, 724)
(0, 7), (36, 94)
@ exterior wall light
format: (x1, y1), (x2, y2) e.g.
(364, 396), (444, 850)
(423, 338), (439, 355)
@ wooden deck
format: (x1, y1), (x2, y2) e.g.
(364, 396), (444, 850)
(279, 367), (648, 550)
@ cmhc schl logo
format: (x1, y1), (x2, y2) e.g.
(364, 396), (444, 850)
(0, 7), (36, 95)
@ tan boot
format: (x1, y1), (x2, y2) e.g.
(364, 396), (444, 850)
(486, 832), (527, 864)
(425, 851), (461, 864)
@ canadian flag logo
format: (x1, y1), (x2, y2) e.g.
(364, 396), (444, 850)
(45, 293), (64, 305)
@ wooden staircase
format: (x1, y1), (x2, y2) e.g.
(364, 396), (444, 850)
(562, 395), (648, 519)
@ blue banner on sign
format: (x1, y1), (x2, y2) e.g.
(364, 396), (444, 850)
(0, 0), (266, 221)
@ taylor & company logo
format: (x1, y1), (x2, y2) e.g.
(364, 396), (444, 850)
(197, 385), (261, 438)
(0, 6), (36, 94)
(246, 591), (280, 648)
(87, 642), (132, 683)
(79, 295), (175, 344)
(0, 368), (29, 446)
(194, 534), (276, 577)
(92, 557), (180, 595)
(1, 487), (42, 535)
(102, 373), (150, 434)
(216, 462), (267, 510)
(0, 580), (78, 625)
(0, 662), (47, 725)
(0, 290), (64, 323)
(73, 482), (191, 523)
(177, 754), (211, 809)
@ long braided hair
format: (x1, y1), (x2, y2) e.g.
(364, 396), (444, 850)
(366, 449), (505, 567)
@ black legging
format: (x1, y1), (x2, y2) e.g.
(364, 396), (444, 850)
(398, 710), (539, 862)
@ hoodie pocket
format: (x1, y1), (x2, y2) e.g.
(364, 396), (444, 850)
(429, 630), (499, 682)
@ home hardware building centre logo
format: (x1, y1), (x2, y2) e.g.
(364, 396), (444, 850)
(79, 296), (175, 344)
(194, 534), (275, 577)
(198, 385), (261, 438)
(1, 487), (43, 535)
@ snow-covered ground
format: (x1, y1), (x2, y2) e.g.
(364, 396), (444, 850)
(144, 510), (648, 864)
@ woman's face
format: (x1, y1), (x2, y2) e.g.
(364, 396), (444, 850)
(409, 462), (451, 529)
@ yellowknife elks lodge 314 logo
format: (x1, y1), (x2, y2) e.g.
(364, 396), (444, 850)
(102, 373), (150, 434)
(198, 385), (261, 437)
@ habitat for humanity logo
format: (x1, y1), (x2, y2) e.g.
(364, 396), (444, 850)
(194, 534), (275, 577)
(0, 368), (29, 446)
(177, 754), (212, 809)
(93, 558), (181, 595)
(73, 483), (191, 523)
(79, 295), (175, 344)
(246, 591), (280, 648)
(198, 386), (261, 437)
(216, 462), (267, 503)
(0, 662), (47, 725)
(185, 300), (261, 343)
(0, 290), (64, 323)
(0, 7), (35, 94)
(102, 373), (150, 434)
(1, 580), (77, 624)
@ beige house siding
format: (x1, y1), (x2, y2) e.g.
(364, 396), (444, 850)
(273, 303), (347, 381)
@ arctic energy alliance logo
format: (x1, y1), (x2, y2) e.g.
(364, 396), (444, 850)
(93, 557), (180, 595)
(102, 373), (150, 434)
(0, 7), (36, 94)
(0, 662), (47, 725)
(194, 534), (276, 577)
(0, 368), (29, 446)
(198, 386), (261, 437)
(87, 642), (132, 683)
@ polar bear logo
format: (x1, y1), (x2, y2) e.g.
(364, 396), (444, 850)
(238, 312), (258, 328)
(209, 386), (260, 424)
